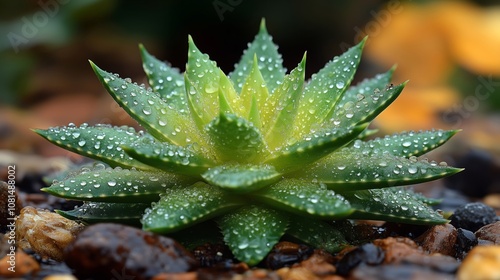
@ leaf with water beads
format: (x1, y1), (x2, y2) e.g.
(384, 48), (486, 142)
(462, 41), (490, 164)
(90, 61), (197, 147)
(230, 19), (286, 93)
(139, 44), (187, 112)
(43, 167), (194, 202)
(218, 205), (289, 266)
(286, 215), (348, 253)
(239, 56), (270, 128)
(262, 54), (306, 150)
(265, 124), (367, 173)
(297, 149), (462, 192)
(351, 129), (459, 158)
(341, 188), (448, 225)
(57, 202), (149, 226)
(33, 124), (152, 170)
(185, 37), (243, 128)
(251, 179), (353, 218)
(142, 182), (242, 233)
(330, 73), (404, 128)
(293, 38), (366, 139)
(202, 164), (281, 193)
(123, 136), (215, 177)
(206, 113), (269, 163)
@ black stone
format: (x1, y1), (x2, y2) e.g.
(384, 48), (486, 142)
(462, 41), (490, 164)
(336, 243), (384, 276)
(449, 202), (497, 232)
(454, 228), (478, 259)
(64, 223), (198, 280)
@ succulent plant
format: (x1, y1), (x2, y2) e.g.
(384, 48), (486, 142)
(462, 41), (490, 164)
(35, 20), (461, 265)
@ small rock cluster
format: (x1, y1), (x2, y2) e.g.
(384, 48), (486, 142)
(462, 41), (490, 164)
(1, 175), (499, 280)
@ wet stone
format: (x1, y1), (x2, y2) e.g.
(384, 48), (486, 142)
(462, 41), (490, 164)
(415, 224), (457, 257)
(265, 241), (313, 270)
(475, 221), (500, 245)
(64, 223), (198, 280)
(372, 237), (422, 264)
(336, 243), (384, 276)
(450, 202), (497, 232)
(454, 228), (478, 259)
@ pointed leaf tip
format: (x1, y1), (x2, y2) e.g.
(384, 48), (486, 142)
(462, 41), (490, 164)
(259, 18), (267, 33)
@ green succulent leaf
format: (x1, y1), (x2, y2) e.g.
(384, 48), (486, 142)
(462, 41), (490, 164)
(329, 81), (405, 129)
(185, 37), (243, 128)
(218, 205), (288, 266)
(294, 38), (366, 138)
(341, 188), (448, 225)
(298, 148), (462, 191)
(265, 124), (367, 173)
(57, 202), (149, 226)
(33, 124), (152, 170)
(351, 129), (459, 158)
(202, 164), (281, 193)
(240, 56), (270, 128)
(230, 19), (286, 93)
(142, 182), (242, 233)
(252, 179), (353, 218)
(43, 167), (192, 202)
(206, 112), (269, 163)
(286, 215), (348, 253)
(123, 136), (215, 177)
(90, 61), (196, 147)
(262, 55), (306, 149)
(139, 44), (187, 112)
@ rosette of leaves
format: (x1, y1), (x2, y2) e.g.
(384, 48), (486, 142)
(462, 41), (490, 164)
(35, 20), (462, 265)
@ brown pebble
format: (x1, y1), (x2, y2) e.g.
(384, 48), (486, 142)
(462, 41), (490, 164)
(15, 206), (84, 261)
(298, 250), (336, 276)
(64, 223), (198, 280)
(151, 272), (197, 280)
(475, 221), (500, 244)
(373, 237), (422, 264)
(415, 224), (457, 256)
(457, 245), (500, 280)
(0, 249), (40, 277)
(276, 266), (320, 280)
(0, 181), (21, 232)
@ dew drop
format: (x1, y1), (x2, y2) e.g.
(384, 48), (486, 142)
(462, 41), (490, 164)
(108, 181), (117, 187)
(142, 107), (152, 115)
(78, 140), (86, 147)
(336, 81), (345, 89)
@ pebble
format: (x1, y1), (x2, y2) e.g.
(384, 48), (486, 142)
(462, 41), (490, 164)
(336, 243), (384, 276)
(0, 249), (40, 278)
(415, 224), (457, 257)
(64, 223), (198, 280)
(297, 249), (336, 276)
(372, 237), (422, 264)
(0, 181), (21, 232)
(265, 241), (313, 270)
(449, 202), (497, 232)
(457, 245), (500, 280)
(475, 221), (500, 244)
(454, 228), (477, 259)
(16, 206), (84, 261)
